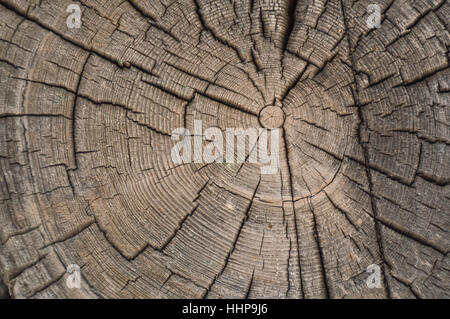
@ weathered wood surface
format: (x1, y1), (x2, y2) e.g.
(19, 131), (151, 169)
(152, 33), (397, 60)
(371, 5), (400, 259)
(0, 0), (448, 299)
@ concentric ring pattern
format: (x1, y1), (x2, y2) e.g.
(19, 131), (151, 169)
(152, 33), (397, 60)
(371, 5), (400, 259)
(0, 0), (448, 299)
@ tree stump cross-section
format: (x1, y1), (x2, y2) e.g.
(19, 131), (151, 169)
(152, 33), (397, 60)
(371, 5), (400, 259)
(0, 0), (449, 299)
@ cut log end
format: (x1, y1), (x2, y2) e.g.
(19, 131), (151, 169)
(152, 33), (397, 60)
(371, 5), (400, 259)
(0, 0), (448, 299)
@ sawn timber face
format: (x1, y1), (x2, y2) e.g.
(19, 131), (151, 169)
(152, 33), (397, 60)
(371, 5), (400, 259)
(0, 0), (448, 299)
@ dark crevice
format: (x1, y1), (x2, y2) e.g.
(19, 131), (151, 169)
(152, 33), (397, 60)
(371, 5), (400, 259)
(390, 274), (422, 299)
(40, 220), (95, 249)
(280, 62), (309, 102)
(197, 92), (258, 117)
(340, 0), (392, 299)
(193, 0), (246, 64)
(323, 191), (359, 231)
(281, 128), (306, 298)
(284, 237), (291, 296)
(0, 278), (11, 299)
(91, 215), (152, 262)
(204, 176), (261, 298)
(125, 0), (181, 43)
(126, 115), (172, 137)
(139, 78), (190, 102)
(244, 269), (255, 299)
(0, 113), (70, 120)
(160, 205), (199, 251)
(71, 53), (91, 170)
(250, 47), (263, 73)
(0, 58), (25, 70)
(7, 253), (49, 282)
(2, 225), (42, 245)
(26, 272), (65, 298)
(169, 271), (207, 292)
(307, 198), (330, 298)
(374, 214), (447, 255)
(282, 0), (298, 52)
(164, 61), (258, 105)
(0, 2), (158, 77)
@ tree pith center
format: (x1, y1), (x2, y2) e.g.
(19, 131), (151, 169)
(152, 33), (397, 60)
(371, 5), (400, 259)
(259, 105), (286, 129)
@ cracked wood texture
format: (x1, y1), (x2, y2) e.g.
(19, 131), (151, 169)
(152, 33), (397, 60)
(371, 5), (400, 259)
(0, 0), (449, 299)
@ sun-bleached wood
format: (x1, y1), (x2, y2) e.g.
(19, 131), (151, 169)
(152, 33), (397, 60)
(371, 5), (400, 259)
(0, 0), (448, 299)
